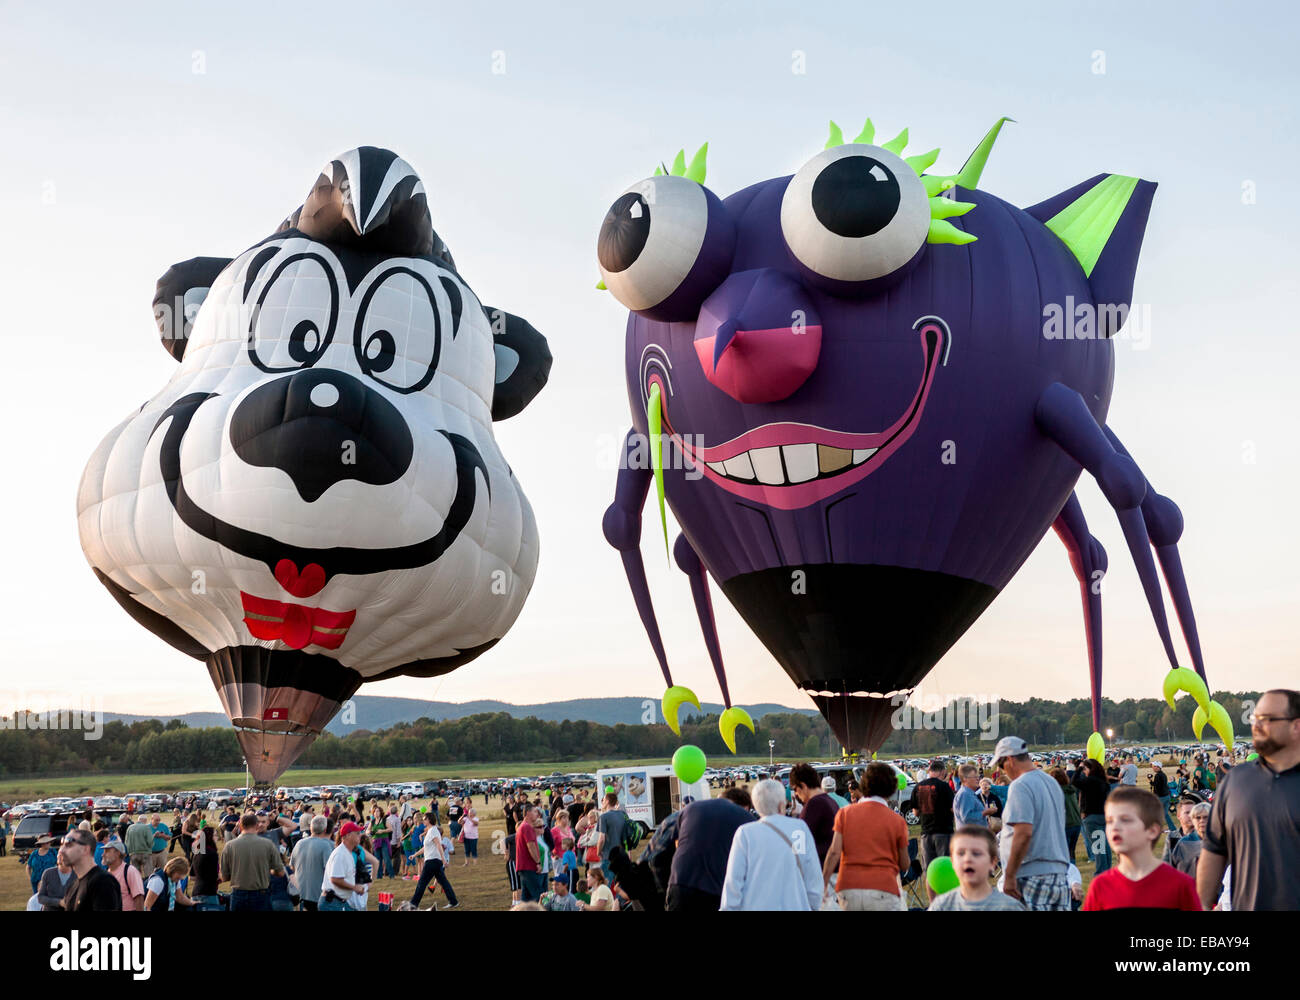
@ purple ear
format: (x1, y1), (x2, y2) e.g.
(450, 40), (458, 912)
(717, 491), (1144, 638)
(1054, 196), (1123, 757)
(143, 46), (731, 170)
(1026, 174), (1156, 338)
(153, 256), (232, 361)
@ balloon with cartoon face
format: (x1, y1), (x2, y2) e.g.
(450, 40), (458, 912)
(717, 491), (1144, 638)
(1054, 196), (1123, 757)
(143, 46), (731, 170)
(78, 147), (551, 783)
(600, 121), (1225, 755)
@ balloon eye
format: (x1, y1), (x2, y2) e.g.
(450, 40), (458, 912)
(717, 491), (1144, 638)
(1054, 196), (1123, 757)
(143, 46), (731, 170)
(289, 321), (323, 363)
(362, 330), (396, 372)
(353, 267), (442, 394)
(811, 156), (901, 238)
(598, 193), (652, 274)
(781, 145), (929, 289)
(596, 175), (734, 321)
(248, 252), (339, 373)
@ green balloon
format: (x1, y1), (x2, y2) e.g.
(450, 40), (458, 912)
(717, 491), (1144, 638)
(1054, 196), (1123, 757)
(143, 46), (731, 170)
(604, 785), (616, 795)
(896, 771), (907, 791)
(672, 745), (708, 785)
(1246, 752), (1259, 761)
(926, 856), (960, 895)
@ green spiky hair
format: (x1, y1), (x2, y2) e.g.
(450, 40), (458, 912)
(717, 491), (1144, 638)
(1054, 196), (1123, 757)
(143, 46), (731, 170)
(825, 116), (1011, 245)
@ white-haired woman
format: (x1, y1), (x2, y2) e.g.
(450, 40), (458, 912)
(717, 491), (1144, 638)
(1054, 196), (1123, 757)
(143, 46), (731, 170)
(719, 779), (822, 910)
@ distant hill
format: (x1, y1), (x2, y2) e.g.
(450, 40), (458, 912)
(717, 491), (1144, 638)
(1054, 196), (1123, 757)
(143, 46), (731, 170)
(100, 695), (818, 735)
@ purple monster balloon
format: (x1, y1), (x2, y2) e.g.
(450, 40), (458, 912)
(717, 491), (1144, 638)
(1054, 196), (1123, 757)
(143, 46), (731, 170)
(598, 118), (1231, 756)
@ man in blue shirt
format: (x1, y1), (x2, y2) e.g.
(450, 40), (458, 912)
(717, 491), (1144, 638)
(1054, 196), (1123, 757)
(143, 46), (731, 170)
(954, 764), (987, 827)
(149, 813), (171, 871)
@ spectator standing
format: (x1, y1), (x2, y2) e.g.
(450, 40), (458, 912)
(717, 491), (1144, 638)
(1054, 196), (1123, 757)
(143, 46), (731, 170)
(666, 790), (755, 911)
(219, 812), (284, 912)
(720, 779), (822, 911)
(291, 815), (332, 911)
(320, 821), (368, 911)
(460, 803), (480, 866)
(1071, 757), (1112, 873)
(144, 857), (196, 911)
(101, 836), (144, 910)
(25, 834), (57, 896)
(928, 826), (1024, 911)
(368, 805), (392, 879)
(1198, 689), (1300, 910)
(822, 762), (910, 912)
(1149, 760), (1177, 832)
(994, 736), (1071, 910)
(148, 813), (170, 873)
(788, 763), (839, 867)
(595, 792), (628, 884)
(36, 855), (75, 910)
(515, 806), (546, 902)
(125, 814), (155, 879)
(907, 758), (956, 900)
(189, 826), (221, 911)
(953, 764), (987, 828)
(1083, 788), (1199, 910)
(59, 828), (120, 911)
(1048, 767), (1081, 861)
(821, 776), (850, 808)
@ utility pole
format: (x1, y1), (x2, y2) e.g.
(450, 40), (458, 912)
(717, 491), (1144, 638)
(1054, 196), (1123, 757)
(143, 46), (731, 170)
(768, 740), (775, 767)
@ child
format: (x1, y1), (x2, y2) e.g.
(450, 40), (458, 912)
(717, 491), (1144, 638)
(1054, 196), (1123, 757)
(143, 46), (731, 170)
(1082, 788), (1200, 910)
(555, 836), (578, 892)
(928, 825), (1024, 911)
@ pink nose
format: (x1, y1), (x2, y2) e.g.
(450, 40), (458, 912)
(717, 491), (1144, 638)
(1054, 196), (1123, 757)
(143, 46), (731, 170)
(693, 270), (822, 404)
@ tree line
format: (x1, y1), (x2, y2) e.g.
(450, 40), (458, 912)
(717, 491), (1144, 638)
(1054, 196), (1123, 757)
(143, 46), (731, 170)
(0, 691), (1260, 779)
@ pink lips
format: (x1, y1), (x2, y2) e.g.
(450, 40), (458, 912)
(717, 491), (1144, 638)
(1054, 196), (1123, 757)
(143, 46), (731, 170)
(673, 321), (945, 511)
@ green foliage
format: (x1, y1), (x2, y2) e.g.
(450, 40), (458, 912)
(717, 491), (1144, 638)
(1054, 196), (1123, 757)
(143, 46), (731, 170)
(0, 691), (1260, 780)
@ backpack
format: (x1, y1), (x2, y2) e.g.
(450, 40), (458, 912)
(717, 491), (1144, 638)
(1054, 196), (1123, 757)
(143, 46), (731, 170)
(621, 819), (645, 851)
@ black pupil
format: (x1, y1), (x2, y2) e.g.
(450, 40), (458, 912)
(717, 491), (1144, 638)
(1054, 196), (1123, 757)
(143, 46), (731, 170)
(362, 330), (396, 373)
(811, 156), (900, 238)
(288, 320), (321, 363)
(597, 192), (651, 273)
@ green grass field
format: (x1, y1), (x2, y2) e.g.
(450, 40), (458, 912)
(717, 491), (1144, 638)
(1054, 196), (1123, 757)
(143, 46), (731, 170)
(0, 758), (780, 803)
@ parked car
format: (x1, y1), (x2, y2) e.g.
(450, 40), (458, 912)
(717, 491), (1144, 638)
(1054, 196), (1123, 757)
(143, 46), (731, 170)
(12, 812), (80, 861)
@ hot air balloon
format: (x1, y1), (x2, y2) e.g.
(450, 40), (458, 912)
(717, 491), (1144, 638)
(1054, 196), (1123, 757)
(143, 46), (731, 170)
(598, 119), (1227, 755)
(78, 147), (552, 783)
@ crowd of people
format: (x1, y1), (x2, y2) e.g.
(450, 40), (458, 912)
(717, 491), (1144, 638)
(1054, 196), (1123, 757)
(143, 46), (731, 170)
(22, 790), (495, 911)
(17, 687), (1299, 913)
(511, 688), (1298, 913)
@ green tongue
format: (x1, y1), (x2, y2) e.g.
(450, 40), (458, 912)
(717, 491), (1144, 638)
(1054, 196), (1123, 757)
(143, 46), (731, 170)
(647, 383), (669, 559)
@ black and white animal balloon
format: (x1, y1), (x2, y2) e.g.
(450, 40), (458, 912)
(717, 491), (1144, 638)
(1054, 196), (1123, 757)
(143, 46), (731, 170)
(77, 147), (552, 782)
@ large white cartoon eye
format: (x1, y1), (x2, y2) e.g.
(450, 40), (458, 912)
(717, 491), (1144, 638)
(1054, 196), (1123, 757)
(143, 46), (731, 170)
(597, 174), (734, 320)
(248, 252), (339, 372)
(353, 266), (443, 394)
(780, 145), (930, 285)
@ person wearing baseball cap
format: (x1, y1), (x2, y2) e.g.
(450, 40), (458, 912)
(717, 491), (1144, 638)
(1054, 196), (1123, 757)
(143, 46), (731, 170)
(321, 821), (367, 910)
(542, 872), (579, 911)
(991, 736), (1071, 910)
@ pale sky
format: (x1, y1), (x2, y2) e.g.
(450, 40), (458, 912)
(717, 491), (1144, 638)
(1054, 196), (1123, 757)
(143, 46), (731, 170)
(1, 1), (1296, 718)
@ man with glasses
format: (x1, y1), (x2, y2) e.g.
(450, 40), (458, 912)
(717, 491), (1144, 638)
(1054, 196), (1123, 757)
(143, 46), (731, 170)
(1198, 689), (1300, 910)
(59, 829), (121, 910)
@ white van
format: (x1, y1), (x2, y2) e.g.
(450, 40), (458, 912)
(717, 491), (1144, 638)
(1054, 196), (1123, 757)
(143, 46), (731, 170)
(595, 765), (710, 830)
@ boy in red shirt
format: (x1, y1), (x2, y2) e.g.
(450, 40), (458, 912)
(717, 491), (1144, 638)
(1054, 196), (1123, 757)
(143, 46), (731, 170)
(1083, 787), (1200, 911)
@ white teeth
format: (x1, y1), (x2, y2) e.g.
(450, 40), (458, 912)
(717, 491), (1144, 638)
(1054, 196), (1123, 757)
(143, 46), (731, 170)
(722, 453), (755, 480)
(710, 443), (879, 483)
(750, 446), (785, 485)
(783, 444), (818, 483)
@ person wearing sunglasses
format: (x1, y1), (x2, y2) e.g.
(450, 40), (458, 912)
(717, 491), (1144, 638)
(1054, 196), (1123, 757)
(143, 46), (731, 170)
(58, 829), (121, 910)
(1197, 689), (1300, 911)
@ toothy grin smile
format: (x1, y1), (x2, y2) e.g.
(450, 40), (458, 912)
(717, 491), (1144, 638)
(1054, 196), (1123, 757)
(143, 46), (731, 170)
(667, 317), (948, 510)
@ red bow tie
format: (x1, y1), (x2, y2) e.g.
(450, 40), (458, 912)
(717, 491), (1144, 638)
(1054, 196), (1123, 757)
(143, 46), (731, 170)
(241, 592), (356, 650)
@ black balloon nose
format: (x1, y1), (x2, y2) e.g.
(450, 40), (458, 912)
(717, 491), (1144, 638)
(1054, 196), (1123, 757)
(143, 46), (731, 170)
(230, 370), (413, 503)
